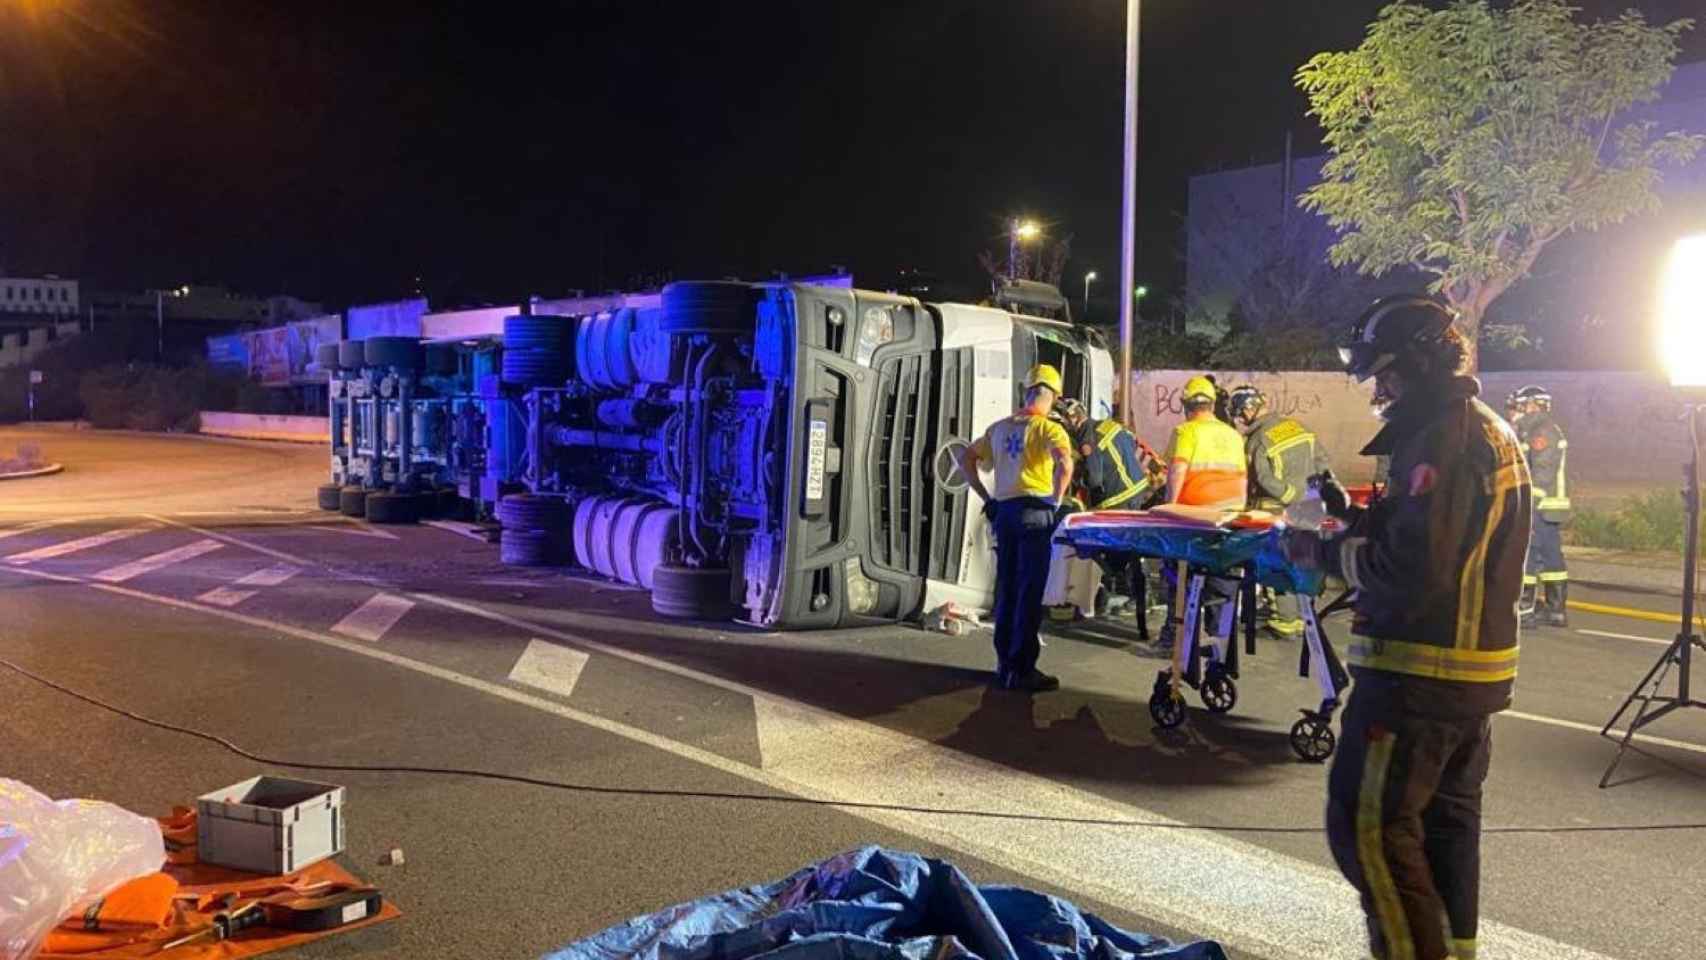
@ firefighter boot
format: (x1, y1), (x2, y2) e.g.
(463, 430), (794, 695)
(1519, 583), (1540, 629)
(1543, 582), (1569, 628)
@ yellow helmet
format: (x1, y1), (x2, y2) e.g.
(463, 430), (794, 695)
(1026, 363), (1063, 396)
(1182, 375), (1217, 404)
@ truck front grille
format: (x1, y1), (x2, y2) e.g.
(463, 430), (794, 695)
(869, 353), (931, 573)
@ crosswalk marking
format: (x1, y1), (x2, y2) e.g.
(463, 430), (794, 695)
(196, 586), (257, 608)
(329, 593), (415, 643)
(92, 539), (224, 583)
(234, 562), (300, 587)
(0, 518), (82, 541)
(4, 526), (153, 565)
(507, 639), (590, 699)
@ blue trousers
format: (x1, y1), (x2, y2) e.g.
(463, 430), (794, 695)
(992, 497), (1056, 680)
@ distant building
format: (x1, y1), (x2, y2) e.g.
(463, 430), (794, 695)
(0, 276), (79, 317)
(1185, 60), (1706, 366)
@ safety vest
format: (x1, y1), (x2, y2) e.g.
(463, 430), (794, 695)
(1525, 415), (1570, 516)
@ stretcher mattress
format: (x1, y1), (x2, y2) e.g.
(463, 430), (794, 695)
(1058, 511), (1325, 596)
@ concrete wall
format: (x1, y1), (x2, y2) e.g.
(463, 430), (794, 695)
(1132, 370), (1692, 493)
(0, 322), (81, 369)
(197, 411), (329, 444)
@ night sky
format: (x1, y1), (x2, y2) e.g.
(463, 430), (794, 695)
(3, 1), (1702, 311)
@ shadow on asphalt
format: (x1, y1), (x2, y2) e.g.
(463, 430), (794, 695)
(541, 599), (1299, 791)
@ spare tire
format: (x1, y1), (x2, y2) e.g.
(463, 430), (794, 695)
(650, 564), (735, 620)
(338, 340), (366, 369)
(315, 343), (341, 370)
(316, 482), (343, 511)
(338, 485), (369, 518)
(660, 281), (754, 333)
(364, 336), (424, 370)
(497, 493), (570, 532)
(500, 528), (568, 567)
(365, 490), (421, 524)
(503, 315), (574, 352)
(501, 348), (568, 387)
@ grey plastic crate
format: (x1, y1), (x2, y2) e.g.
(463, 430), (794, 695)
(196, 775), (345, 874)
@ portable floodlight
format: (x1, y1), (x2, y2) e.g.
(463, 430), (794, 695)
(1603, 233), (1706, 785)
(1660, 234), (1706, 388)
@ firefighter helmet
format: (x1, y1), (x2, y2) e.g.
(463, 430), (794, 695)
(1340, 295), (1458, 382)
(1227, 384), (1265, 422)
(1513, 384), (1552, 411)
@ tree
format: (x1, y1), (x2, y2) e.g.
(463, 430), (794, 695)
(1296, 0), (1702, 367)
(978, 233), (1074, 293)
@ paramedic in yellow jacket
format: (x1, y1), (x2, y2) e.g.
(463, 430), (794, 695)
(958, 364), (1075, 693)
(1152, 376), (1248, 652)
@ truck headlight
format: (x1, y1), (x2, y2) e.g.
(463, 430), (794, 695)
(844, 557), (879, 615)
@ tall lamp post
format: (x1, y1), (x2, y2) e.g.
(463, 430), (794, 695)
(1600, 233), (1706, 787)
(1082, 271), (1097, 320)
(1009, 219), (1041, 280)
(1117, 0), (1140, 429)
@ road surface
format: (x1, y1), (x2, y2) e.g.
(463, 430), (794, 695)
(1, 427), (1702, 960)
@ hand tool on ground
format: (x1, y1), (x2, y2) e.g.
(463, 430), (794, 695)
(260, 884), (384, 932)
(157, 900), (265, 951)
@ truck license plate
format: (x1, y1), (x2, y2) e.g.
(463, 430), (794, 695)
(806, 419), (828, 500)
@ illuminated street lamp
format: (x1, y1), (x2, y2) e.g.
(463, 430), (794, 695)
(1082, 271), (1097, 320)
(1602, 232), (1706, 785)
(1008, 219), (1041, 281)
(1133, 285), (1148, 301)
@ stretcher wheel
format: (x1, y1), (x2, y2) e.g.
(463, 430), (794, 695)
(1290, 713), (1336, 763)
(1149, 689), (1187, 729)
(1200, 672), (1237, 714)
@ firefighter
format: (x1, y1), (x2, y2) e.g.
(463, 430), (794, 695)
(1228, 384), (1330, 635)
(959, 363), (1075, 693)
(1513, 384), (1570, 627)
(1153, 376), (1248, 652)
(1057, 398), (1164, 636)
(1290, 295), (1530, 960)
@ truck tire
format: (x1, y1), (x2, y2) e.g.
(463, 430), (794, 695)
(338, 340), (366, 369)
(364, 336), (424, 371)
(500, 529), (568, 567)
(632, 507), (680, 590)
(497, 493), (569, 532)
(611, 500), (659, 586)
(587, 497), (625, 580)
(338, 485), (369, 518)
(660, 281), (753, 333)
(651, 565), (735, 620)
(503, 315), (574, 352)
(572, 497), (600, 570)
(501, 348), (568, 387)
(365, 490), (421, 524)
(315, 343), (341, 370)
(603, 309), (636, 388)
(316, 482), (343, 511)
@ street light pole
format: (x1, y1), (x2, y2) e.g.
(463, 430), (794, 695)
(1117, 0), (1140, 429)
(1082, 271), (1097, 321)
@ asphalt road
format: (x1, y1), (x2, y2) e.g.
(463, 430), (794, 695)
(2, 427), (1703, 960)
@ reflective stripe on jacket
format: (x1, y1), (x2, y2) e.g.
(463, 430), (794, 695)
(1245, 412), (1329, 507)
(1524, 414), (1570, 516)
(1166, 417), (1248, 510)
(1080, 419), (1153, 509)
(1323, 377), (1531, 710)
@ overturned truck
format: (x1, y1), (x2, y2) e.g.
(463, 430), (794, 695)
(325, 281), (1115, 629)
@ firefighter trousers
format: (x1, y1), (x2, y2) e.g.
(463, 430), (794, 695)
(992, 497), (1055, 682)
(1327, 675), (1493, 960)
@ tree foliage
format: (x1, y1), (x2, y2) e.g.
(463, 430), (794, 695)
(978, 233), (1073, 293)
(1296, 0), (1702, 363)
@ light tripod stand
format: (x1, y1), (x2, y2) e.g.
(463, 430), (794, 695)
(1599, 403), (1706, 787)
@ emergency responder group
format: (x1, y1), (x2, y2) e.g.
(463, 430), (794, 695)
(962, 292), (1550, 960)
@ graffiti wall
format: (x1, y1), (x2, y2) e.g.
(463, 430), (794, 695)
(1132, 369), (1690, 490)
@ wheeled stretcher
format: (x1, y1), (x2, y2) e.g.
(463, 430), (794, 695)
(1056, 510), (1350, 761)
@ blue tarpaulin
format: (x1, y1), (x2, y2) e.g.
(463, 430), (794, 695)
(544, 847), (1226, 960)
(1057, 522), (1324, 596)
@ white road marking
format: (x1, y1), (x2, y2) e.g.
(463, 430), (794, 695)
(92, 539), (223, 583)
(1576, 628), (1672, 647)
(4, 525), (153, 564)
(0, 517), (85, 541)
(1504, 710), (1706, 757)
(423, 520), (492, 543)
(329, 593), (415, 642)
(148, 514), (305, 565)
(307, 520), (399, 540)
(235, 562), (301, 587)
(0, 561), (1625, 960)
(507, 638), (590, 699)
(195, 586), (257, 608)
